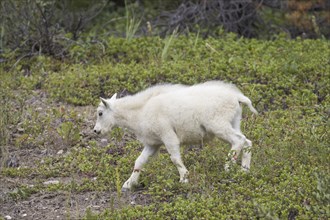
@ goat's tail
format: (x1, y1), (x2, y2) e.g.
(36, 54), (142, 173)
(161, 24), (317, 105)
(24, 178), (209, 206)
(238, 95), (258, 115)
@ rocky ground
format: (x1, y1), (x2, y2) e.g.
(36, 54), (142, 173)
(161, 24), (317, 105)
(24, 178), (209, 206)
(0, 90), (150, 219)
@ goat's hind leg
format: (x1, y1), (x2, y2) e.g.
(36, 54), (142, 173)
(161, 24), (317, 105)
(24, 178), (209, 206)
(162, 131), (189, 183)
(241, 138), (252, 171)
(224, 132), (246, 172)
(231, 108), (252, 171)
(209, 122), (245, 171)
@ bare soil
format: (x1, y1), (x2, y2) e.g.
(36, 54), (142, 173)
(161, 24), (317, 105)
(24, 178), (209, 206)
(0, 90), (149, 219)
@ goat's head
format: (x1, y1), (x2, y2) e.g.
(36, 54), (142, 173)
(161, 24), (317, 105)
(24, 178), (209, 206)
(93, 93), (117, 135)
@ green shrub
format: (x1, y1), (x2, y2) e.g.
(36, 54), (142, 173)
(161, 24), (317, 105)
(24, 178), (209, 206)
(43, 37), (329, 110)
(1, 35), (329, 219)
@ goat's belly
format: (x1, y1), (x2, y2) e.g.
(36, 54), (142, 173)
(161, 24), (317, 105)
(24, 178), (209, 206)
(176, 127), (214, 144)
(138, 134), (163, 147)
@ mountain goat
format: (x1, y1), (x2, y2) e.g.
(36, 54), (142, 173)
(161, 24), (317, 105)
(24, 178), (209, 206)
(93, 81), (258, 191)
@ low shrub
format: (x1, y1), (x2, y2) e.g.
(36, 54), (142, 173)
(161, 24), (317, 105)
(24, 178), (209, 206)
(1, 35), (329, 219)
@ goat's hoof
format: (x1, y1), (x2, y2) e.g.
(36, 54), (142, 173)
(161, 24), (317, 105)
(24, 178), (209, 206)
(122, 182), (131, 192)
(180, 179), (189, 184)
(241, 166), (250, 172)
(121, 187), (130, 193)
(224, 164), (230, 172)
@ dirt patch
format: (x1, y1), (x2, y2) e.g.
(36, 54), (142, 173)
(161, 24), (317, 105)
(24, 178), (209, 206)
(0, 90), (150, 219)
(1, 176), (153, 219)
(1, 188), (124, 219)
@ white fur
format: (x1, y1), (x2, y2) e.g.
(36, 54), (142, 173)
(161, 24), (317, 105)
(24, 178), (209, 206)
(93, 81), (258, 191)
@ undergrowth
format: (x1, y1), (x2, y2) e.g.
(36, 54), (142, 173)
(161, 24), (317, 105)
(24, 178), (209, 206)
(0, 35), (329, 219)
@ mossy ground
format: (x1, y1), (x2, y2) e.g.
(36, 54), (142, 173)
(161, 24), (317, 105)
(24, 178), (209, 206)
(0, 35), (329, 219)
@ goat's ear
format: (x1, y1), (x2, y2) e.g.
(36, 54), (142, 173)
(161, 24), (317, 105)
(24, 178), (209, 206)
(110, 93), (117, 100)
(100, 97), (110, 109)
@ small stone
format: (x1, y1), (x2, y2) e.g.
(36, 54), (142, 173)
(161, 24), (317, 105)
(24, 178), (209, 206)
(17, 127), (25, 133)
(57, 150), (64, 155)
(22, 214), (27, 217)
(5, 215), (12, 220)
(6, 155), (19, 168)
(100, 138), (108, 147)
(93, 205), (101, 210)
(43, 180), (60, 185)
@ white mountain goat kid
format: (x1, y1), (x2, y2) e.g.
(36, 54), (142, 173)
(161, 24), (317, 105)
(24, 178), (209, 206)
(93, 81), (258, 191)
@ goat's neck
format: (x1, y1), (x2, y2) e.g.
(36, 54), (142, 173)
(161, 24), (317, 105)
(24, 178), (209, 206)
(113, 100), (141, 132)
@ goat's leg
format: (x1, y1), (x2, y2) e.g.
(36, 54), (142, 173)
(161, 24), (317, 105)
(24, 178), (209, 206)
(162, 132), (189, 183)
(208, 122), (246, 171)
(224, 137), (244, 172)
(122, 145), (159, 191)
(231, 108), (252, 171)
(168, 146), (189, 183)
(241, 139), (252, 171)
(231, 106), (242, 133)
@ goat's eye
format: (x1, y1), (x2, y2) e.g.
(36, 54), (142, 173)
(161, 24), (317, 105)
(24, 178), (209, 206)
(98, 112), (103, 116)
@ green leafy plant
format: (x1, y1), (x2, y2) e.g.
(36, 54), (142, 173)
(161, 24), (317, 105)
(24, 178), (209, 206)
(1, 34), (329, 219)
(115, 166), (122, 197)
(57, 121), (81, 146)
(8, 186), (38, 201)
(307, 173), (330, 217)
(0, 92), (10, 169)
(125, 1), (142, 41)
(161, 27), (179, 62)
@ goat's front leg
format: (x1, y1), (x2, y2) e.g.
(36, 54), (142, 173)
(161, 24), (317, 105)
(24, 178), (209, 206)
(122, 145), (159, 191)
